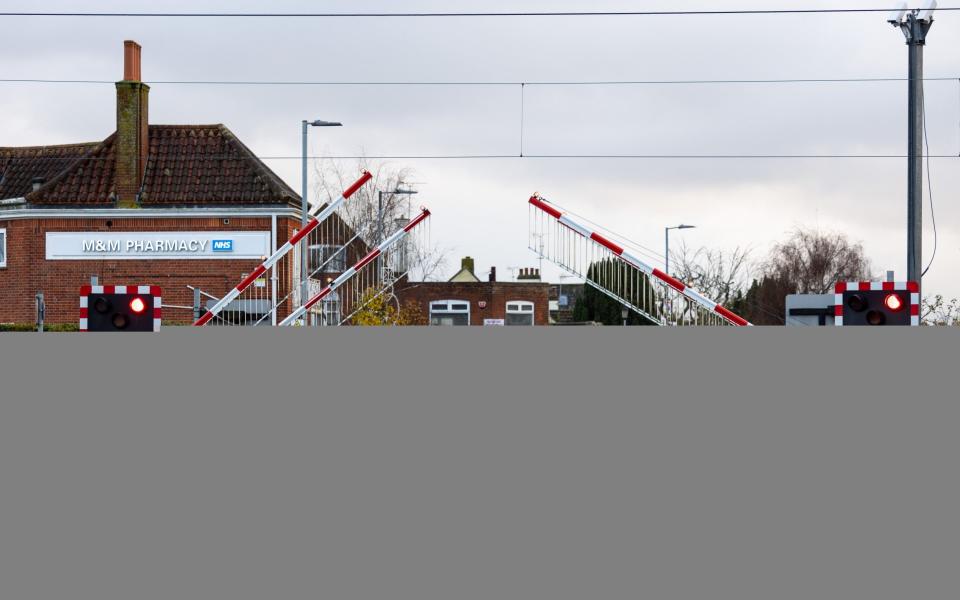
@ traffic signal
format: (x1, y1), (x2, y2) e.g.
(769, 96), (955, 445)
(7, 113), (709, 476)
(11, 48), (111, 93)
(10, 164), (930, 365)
(80, 286), (162, 332)
(834, 281), (919, 327)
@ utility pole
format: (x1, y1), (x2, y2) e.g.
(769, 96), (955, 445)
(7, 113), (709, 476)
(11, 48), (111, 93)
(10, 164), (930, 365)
(890, 3), (936, 289)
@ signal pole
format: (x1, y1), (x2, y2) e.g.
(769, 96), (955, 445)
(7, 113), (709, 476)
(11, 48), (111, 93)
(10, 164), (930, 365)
(892, 7), (935, 288)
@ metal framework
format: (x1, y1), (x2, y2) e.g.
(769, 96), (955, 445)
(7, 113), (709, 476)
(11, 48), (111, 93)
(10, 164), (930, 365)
(529, 195), (751, 326)
(193, 171), (372, 326)
(281, 208), (432, 326)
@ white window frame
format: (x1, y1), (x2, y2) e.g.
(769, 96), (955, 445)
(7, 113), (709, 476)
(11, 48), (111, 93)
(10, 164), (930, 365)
(430, 300), (471, 326)
(0, 228), (6, 268)
(322, 291), (342, 326)
(307, 289), (341, 326)
(308, 243), (347, 274)
(506, 300), (535, 326)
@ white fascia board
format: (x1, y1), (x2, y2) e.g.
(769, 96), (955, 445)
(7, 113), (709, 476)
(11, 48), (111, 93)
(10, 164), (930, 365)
(0, 206), (300, 220)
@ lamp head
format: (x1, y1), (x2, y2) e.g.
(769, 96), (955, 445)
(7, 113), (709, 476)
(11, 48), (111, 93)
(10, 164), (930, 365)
(918, 0), (938, 23)
(887, 2), (908, 25)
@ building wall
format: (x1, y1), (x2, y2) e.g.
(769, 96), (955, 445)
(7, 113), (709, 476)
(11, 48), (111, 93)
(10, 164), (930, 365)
(396, 281), (551, 326)
(0, 215), (302, 325)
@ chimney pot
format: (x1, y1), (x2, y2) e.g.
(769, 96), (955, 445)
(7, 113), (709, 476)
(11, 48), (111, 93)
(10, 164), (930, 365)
(489, 266), (497, 282)
(124, 40), (142, 82)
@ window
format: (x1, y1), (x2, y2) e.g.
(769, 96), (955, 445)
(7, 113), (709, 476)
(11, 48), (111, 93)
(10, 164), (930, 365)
(322, 292), (342, 326)
(307, 289), (341, 326)
(506, 301), (535, 326)
(309, 244), (347, 274)
(0, 228), (5, 268)
(430, 300), (470, 326)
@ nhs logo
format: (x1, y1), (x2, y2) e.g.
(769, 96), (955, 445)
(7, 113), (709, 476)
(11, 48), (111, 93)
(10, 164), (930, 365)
(212, 240), (234, 253)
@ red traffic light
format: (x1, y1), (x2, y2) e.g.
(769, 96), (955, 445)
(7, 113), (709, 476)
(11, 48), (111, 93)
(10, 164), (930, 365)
(80, 286), (162, 332)
(129, 297), (147, 314)
(884, 293), (905, 312)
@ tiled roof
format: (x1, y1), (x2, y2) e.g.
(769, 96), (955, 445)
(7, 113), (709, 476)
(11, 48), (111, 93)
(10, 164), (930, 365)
(0, 142), (100, 200)
(140, 125), (299, 207)
(3, 125), (299, 208)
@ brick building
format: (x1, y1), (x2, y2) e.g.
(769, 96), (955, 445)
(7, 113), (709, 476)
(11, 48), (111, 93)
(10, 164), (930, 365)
(397, 258), (551, 326)
(0, 41), (359, 326)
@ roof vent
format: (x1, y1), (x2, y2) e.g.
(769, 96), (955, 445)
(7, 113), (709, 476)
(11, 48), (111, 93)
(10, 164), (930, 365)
(31, 177), (45, 192)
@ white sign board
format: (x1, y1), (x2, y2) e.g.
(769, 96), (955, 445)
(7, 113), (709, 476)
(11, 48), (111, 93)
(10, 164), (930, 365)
(484, 319), (506, 326)
(46, 232), (271, 260)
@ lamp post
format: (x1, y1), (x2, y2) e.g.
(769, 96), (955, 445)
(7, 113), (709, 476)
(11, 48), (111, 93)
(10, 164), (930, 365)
(621, 306), (629, 327)
(377, 188), (418, 245)
(664, 224), (696, 276)
(301, 119), (342, 322)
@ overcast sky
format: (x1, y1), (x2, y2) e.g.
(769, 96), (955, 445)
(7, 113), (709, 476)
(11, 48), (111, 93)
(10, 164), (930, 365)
(2, 0), (959, 299)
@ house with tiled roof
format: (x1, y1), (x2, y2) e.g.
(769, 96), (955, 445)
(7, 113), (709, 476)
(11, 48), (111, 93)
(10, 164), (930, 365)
(0, 41), (362, 326)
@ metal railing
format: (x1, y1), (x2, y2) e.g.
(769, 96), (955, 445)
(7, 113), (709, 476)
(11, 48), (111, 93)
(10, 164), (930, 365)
(281, 208), (432, 326)
(193, 172), (372, 327)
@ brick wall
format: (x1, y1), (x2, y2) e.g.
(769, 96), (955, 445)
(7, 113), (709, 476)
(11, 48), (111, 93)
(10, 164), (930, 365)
(396, 281), (551, 326)
(0, 215), (303, 325)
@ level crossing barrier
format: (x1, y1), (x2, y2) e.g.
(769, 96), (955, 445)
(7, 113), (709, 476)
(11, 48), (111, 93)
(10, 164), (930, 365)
(193, 172), (373, 326)
(529, 195), (751, 326)
(281, 208), (432, 326)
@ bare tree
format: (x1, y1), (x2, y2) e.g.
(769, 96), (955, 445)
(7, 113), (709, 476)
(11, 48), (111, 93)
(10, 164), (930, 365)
(313, 158), (449, 281)
(314, 158), (414, 243)
(729, 227), (873, 325)
(670, 241), (753, 306)
(922, 295), (960, 326)
(763, 228), (873, 295)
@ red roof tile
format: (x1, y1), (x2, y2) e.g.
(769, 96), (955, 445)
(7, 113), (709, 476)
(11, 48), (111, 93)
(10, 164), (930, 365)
(3, 125), (299, 208)
(0, 142), (99, 200)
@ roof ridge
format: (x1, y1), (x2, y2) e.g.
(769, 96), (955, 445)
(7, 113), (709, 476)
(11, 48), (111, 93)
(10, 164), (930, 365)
(148, 124), (224, 130)
(0, 141), (101, 153)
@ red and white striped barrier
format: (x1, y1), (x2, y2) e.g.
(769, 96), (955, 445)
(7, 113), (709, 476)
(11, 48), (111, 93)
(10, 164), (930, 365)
(280, 208), (431, 326)
(80, 285), (162, 332)
(834, 281), (920, 326)
(529, 195), (752, 327)
(194, 171), (373, 326)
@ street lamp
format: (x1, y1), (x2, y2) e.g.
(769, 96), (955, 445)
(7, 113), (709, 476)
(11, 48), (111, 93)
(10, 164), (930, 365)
(377, 188), (418, 244)
(621, 306), (629, 327)
(301, 119), (342, 321)
(664, 224), (696, 276)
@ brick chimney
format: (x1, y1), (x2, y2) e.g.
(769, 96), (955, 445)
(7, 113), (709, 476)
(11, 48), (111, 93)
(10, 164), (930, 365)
(115, 40), (149, 208)
(517, 267), (541, 281)
(488, 266), (497, 282)
(461, 256), (475, 277)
